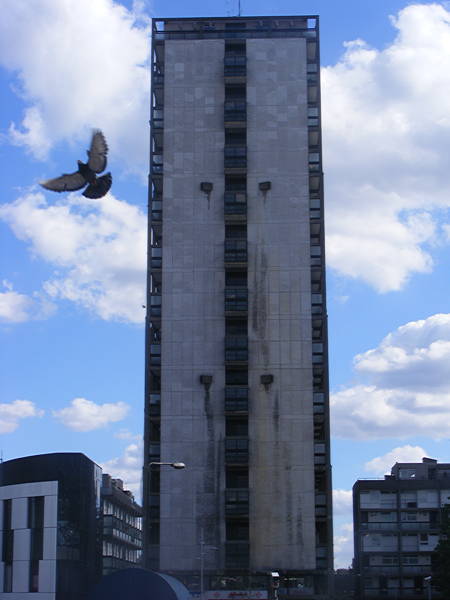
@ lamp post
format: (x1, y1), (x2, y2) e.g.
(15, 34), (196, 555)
(143, 461), (186, 568)
(199, 527), (218, 600)
(424, 576), (432, 600)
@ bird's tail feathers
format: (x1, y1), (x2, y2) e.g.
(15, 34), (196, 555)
(82, 173), (112, 199)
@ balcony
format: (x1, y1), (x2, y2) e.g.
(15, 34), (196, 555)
(224, 56), (246, 82)
(224, 146), (247, 173)
(224, 191), (247, 222)
(225, 489), (249, 517)
(224, 101), (246, 128)
(225, 386), (248, 413)
(149, 344), (161, 367)
(225, 288), (248, 315)
(225, 335), (248, 364)
(151, 247), (162, 270)
(225, 438), (249, 464)
(224, 239), (247, 268)
(149, 295), (161, 321)
(151, 200), (162, 224)
(148, 393), (160, 416)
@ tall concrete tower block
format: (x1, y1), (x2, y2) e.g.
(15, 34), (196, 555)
(143, 16), (333, 599)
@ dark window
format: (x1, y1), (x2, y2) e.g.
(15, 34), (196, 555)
(149, 522), (160, 544)
(3, 499), (12, 530)
(30, 528), (44, 561)
(225, 176), (246, 192)
(226, 419), (248, 437)
(28, 496), (45, 529)
(226, 319), (247, 335)
(226, 468), (248, 488)
(29, 560), (39, 593)
(225, 225), (247, 239)
(225, 84), (246, 100)
(226, 369), (247, 386)
(226, 271), (247, 287)
(2, 529), (13, 562)
(226, 521), (249, 541)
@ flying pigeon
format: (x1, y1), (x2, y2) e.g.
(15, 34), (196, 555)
(40, 130), (112, 199)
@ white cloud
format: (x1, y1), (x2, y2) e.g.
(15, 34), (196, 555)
(53, 397), (129, 431)
(0, 399), (44, 433)
(0, 280), (55, 323)
(364, 445), (430, 475)
(332, 313), (450, 439)
(0, 0), (150, 175)
(0, 192), (147, 323)
(333, 489), (353, 516)
(101, 439), (142, 497)
(114, 428), (142, 441)
(322, 4), (450, 291)
(334, 522), (354, 569)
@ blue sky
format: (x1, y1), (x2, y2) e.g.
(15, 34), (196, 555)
(1, 0), (450, 568)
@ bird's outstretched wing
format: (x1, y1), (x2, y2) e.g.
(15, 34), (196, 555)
(40, 171), (86, 192)
(87, 129), (108, 173)
(82, 172), (112, 199)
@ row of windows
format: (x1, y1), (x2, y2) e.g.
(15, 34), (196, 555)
(103, 500), (142, 528)
(102, 541), (140, 562)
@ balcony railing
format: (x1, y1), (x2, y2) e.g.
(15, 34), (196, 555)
(224, 239), (247, 265)
(224, 191), (247, 220)
(151, 247), (162, 269)
(225, 288), (248, 314)
(225, 437), (249, 464)
(224, 146), (247, 170)
(149, 295), (161, 319)
(225, 386), (248, 412)
(224, 55), (246, 78)
(148, 393), (161, 415)
(225, 335), (248, 363)
(224, 101), (247, 126)
(225, 489), (249, 516)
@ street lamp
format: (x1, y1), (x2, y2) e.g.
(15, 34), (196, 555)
(424, 576), (432, 600)
(149, 461), (186, 469)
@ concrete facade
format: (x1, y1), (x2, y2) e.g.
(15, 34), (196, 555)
(144, 16), (332, 598)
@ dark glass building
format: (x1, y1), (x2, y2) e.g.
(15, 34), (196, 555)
(0, 453), (102, 599)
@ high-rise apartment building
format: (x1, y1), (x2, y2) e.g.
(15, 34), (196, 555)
(143, 16), (332, 599)
(353, 458), (450, 599)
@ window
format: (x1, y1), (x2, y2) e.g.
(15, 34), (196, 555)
(399, 469), (416, 479)
(226, 468), (248, 488)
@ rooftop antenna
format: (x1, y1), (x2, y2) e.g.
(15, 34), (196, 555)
(238, 0), (241, 16)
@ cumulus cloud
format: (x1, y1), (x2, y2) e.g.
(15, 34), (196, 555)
(0, 280), (55, 323)
(101, 439), (142, 497)
(0, 399), (44, 433)
(334, 522), (354, 569)
(333, 489), (353, 516)
(0, 192), (147, 323)
(332, 313), (450, 439)
(114, 428), (142, 441)
(0, 0), (150, 175)
(322, 3), (450, 291)
(364, 445), (430, 476)
(53, 397), (129, 431)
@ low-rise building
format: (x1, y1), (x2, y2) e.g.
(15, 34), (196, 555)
(101, 474), (142, 575)
(0, 453), (142, 599)
(353, 457), (450, 599)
